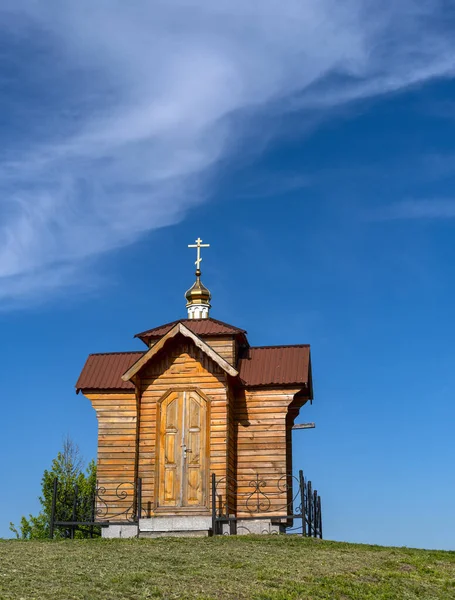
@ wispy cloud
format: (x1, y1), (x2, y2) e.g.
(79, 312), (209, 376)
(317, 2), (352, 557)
(371, 199), (455, 220)
(0, 0), (454, 305)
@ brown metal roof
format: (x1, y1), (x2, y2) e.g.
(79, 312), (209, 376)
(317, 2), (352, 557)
(238, 345), (311, 388)
(76, 352), (143, 392)
(76, 344), (311, 392)
(135, 317), (247, 342)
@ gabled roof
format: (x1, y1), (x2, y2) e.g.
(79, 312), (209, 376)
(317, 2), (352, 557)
(123, 322), (238, 381)
(76, 351), (141, 392)
(238, 345), (311, 391)
(135, 317), (247, 344)
(76, 343), (311, 393)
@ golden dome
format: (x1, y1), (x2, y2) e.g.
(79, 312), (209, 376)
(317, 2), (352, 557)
(185, 269), (211, 307)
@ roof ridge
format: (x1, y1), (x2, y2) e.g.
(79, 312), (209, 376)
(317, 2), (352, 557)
(206, 316), (247, 333)
(248, 344), (310, 350)
(135, 317), (246, 337)
(88, 350), (144, 357)
(134, 319), (180, 337)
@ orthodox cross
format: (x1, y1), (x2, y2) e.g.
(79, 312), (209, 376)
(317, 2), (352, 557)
(188, 237), (210, 271)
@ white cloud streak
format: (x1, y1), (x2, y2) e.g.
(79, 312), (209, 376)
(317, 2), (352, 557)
(0, 0), (453, 305)
(372, 199), (455, 220)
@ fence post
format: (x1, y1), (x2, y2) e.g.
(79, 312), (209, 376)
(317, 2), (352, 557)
(211, 473), (217, 536)
(307, 481), (313, 537)
(313, 490), (318, 538)
(71, 484), (79, 540)
(90, 486), (96, 539)
(318, 496), (322, 539)
(298, 470), (305, 537)
(49, 477), (58, 539)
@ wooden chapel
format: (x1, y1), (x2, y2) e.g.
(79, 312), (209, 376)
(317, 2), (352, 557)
(76, 238), (313, 537)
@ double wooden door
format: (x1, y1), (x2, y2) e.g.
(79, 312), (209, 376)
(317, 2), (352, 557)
(157, 390), (208, 509)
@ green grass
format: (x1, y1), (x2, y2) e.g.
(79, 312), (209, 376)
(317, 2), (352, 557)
(0, 536), (454, 600)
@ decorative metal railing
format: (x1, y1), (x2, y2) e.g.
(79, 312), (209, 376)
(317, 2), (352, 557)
(50, 471), (322, 538)
(211, 470), (322, 537)
(49, 478), (141, 538)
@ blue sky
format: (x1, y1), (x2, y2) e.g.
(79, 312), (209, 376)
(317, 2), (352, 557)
(1, 1), (455, 549)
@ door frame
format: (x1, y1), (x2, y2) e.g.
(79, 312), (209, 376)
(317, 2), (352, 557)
(154, 387), (211, 513)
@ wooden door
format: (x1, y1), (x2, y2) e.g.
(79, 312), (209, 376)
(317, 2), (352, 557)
(158, 391), (182, 508)
(158, 390), (207, 509)
(184, 390), (206, 507)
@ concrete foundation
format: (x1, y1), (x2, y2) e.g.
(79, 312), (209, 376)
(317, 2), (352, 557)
(100, 516), (286, 538)
(101, 524), (138, 539)
(235, 519), (286, 535)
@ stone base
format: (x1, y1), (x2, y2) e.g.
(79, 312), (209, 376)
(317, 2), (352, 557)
(100, 517), (286, 538)
(235, 519), (286, 535)
(101, 524), (138, 539)
(139, 515), (212, 538)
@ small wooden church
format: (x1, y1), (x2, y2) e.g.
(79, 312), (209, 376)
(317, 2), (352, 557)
(76, 239), (313, 537)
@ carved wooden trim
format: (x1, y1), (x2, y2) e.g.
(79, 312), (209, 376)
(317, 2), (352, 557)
(122, 322), (238, 381)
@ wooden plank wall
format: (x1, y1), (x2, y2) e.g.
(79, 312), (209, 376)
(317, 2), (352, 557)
(226, 384), (237, 516)
(138, 340), (229, 516)
(285, 405), (300, 511)
(85, 392), (137, 521)
(235, 388), (301, 517)
(203, 336), (236, 366)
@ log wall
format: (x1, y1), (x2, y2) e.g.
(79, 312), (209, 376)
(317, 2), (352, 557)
(203, 336), (236, 366)
(85, 392), (137, 521)
(235, 388), (301, 517)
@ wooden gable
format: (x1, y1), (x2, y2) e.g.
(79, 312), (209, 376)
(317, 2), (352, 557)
(122, 322), (238, 382)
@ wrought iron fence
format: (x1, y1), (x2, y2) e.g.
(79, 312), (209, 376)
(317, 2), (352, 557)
(49, 477), (141, 538)
(211, 470), (322, 537)
(50, 471), (322, 538)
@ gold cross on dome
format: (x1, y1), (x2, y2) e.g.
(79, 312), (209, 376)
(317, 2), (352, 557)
(188, 237), (210, 271)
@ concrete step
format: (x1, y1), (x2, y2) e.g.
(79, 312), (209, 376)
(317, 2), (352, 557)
(139, 530), (210, 538)
(139, 515), (212, 537)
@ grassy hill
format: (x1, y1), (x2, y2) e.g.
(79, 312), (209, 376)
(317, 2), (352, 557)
(0, 536), (454, 599)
